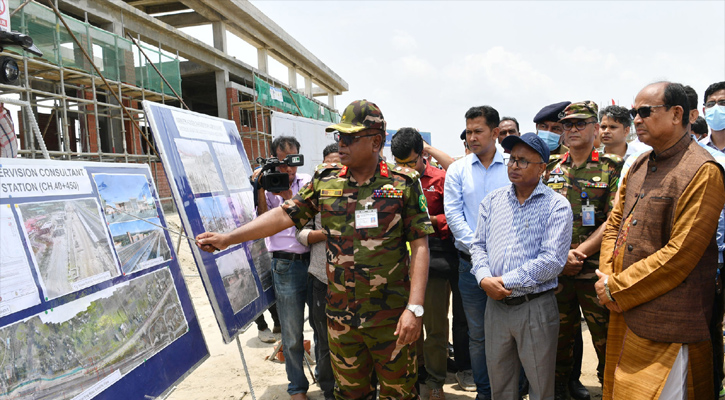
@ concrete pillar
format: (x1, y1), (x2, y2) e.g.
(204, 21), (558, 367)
(288, 65), (297, 89)
(304, 75), (312, 96)
(328, 94), (335, 109)
(212, 21), (227, 52)
(257, 47), (268, 74)
(216, 70), (229, 119)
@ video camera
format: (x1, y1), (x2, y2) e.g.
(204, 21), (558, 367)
(254, 154), (304, 193)
(0, 31), (43, 85)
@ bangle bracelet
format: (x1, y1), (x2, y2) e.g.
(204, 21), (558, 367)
(604, 277), (614, 302)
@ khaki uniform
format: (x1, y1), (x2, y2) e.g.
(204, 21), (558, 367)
(283, 160), (434, 399)
(547, 149), (622, 383)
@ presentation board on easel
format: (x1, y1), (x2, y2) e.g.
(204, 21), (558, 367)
(143, 101), (274, 344)
(0, 158), (208, 399)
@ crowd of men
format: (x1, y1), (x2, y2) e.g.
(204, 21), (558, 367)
(197, 79), (725, 400)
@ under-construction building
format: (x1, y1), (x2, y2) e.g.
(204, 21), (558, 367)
(1, 0), (348, 209)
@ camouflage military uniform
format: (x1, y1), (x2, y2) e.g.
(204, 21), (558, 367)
(282, 159), (434, 400)
(547, 144), (569, 172)
(548, 149), (622, 383)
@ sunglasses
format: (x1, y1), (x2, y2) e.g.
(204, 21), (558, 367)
(629, 105), (667, 119)
(395, 154), (420, 168)
(333, 132), (379, 146)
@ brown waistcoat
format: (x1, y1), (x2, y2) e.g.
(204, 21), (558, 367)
(619, 133), (723, 343)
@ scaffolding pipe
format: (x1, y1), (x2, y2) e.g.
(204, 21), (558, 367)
(0, 96), (50, 159)
(44, 0), (159, 158)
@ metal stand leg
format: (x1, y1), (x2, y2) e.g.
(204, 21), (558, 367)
(236, 335), (257, 400)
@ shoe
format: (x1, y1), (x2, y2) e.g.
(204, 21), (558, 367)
(455, 370), (476, 392)
(290, 394), (307, 400)
(568, 379), (590, 400)
(273, 325), (281, 334)
(429, 388), (446, 400)
(257, 328), (276, 343)
(446, 357), (458, 373)
(555, 381), (571, 400)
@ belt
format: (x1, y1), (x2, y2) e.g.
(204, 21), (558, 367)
(459, 251), (471, 263)
(500, 289), (553, 306)
(272, 251), (310, 261)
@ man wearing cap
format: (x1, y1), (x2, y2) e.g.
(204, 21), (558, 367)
(534, 102), (570, 172)
(548, 101), (622, 399)
(197, 100), (433, 400)
(472, 132), (572, 400)
(445, 106), (509, 399)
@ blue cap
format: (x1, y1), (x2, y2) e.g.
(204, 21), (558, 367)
(501, 132), (550, 163)
(533, 101), (571, 123)
(459, 128), (466, 140)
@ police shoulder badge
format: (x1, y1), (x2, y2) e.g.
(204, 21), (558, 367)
(419, 194), (428, 212)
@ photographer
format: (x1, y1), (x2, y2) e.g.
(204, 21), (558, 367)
(254, 136), (312, 400)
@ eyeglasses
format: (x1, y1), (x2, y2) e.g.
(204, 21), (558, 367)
(704, 100), (725, 108)
(562, 120), (597, 131)
(334, 132), (379, 146)
(629, 105), (667, 119)
(507, 157), (545, 169)
(395, 154), (420, 168)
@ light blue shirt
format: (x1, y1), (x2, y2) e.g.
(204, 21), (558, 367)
(699, 137), (725, 263)
(444, 150), (510, 254)
(471, 181), (573, 297)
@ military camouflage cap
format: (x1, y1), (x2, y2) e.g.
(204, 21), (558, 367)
(326, 100), (386, 134)
(559, 101), (599, 121)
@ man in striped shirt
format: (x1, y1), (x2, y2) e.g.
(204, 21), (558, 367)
(471, 132), (572, 400)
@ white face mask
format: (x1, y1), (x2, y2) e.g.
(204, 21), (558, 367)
(705, 105), (725, 131)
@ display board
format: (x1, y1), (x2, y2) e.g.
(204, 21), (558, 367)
(270, 111), (336, 177)
(0, 158), (208, 400)
(143, 101), (274, 344)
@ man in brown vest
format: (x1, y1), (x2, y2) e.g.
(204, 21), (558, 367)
(595, 82), (725, 399)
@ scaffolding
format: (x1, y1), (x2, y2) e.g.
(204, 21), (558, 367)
(2, 0), (340, 209)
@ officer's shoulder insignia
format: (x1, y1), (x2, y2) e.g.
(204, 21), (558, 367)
(315, 162), (342, 172)
(390, 165), (420, 181)
(419, 194), (428, 212)
(551, 166), (564, 175)
(600, 152), (623, 164)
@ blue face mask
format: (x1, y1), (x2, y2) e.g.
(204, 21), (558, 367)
(705, 105), (725, 131)
(537, 130), (561, 151)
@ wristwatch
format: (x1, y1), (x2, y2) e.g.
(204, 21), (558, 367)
(604, 277), (614, 302)
(406, 304), (424, 318)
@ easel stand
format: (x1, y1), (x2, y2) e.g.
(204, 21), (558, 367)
(236, 335), (258, 400)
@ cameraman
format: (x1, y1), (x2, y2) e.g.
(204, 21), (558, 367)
(254, 136), (312, 400)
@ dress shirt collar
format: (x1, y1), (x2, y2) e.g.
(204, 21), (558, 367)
(700, 134), (725, 153)
(468, 148), (505, 167)
(507, 180), (547, 205)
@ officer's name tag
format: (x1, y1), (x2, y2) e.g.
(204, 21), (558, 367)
(355, 209), (378, 229)
(320, 189), (342, 197)
(582, 205), (595, 226)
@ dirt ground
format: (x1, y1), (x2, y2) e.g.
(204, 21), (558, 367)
(164, 214), (602, 400)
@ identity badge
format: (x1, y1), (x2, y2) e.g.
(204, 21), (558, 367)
(582, 205), (595, 226)
(355, 202), (378, 229)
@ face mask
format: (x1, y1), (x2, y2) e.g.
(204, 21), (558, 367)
(537, 130), (561, 151)
(705, 105), (725, 131)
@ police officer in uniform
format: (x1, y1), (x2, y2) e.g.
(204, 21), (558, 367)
(534, 101), (571, 173)
(547, 101), (622, 400)
(197, 100), (433, 400)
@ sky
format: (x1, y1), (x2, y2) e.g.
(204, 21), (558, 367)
(187, 0), (721, 158)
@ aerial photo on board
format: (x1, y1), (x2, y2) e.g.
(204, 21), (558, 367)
(216, 249), (259, 314)
(93, 173), (158, 224)
(0, 268), (188, 400)
(212, 143), (252, 191)
(195, 196), (238, 234)
(17, 199), (119, 300)
(250, 239), (273, 291)
(109, 218), (172, 274)
(0, 206), (40, 317)
(174, 138), (223, 194)
(229, 191), (255, 226)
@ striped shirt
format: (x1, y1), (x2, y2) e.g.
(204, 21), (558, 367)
(471, 181), (573, 297)
(0, 106), (17, 158)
